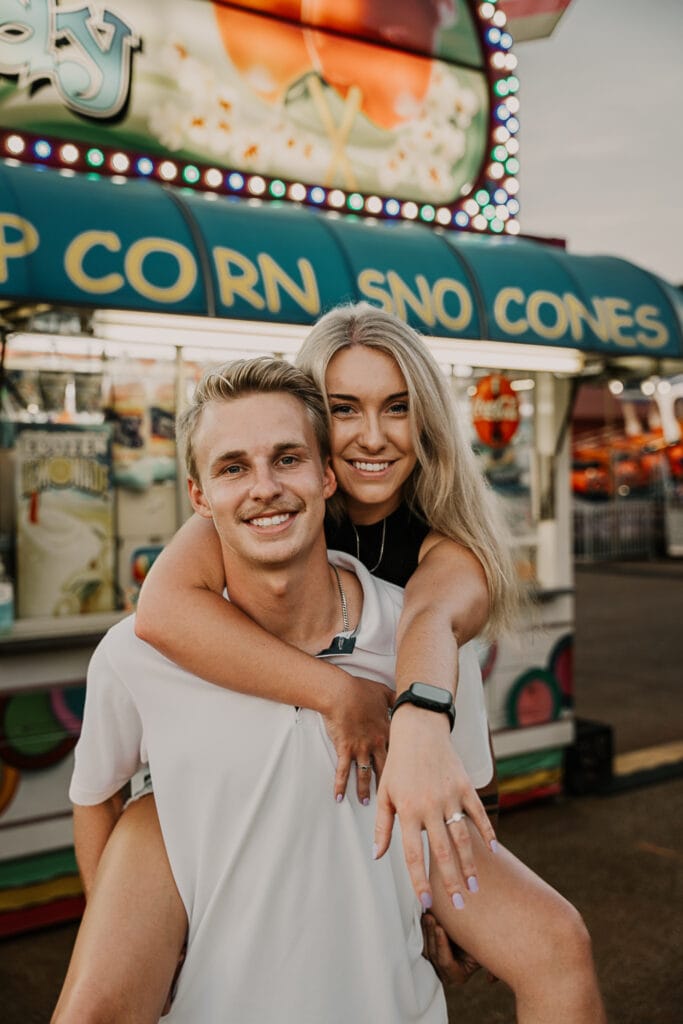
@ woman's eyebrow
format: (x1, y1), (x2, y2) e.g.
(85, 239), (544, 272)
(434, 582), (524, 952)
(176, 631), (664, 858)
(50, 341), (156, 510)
(328, 390), (409, 401)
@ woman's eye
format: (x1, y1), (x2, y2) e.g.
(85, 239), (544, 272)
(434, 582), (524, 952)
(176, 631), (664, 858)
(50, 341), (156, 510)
(387, 402), (409, 415)
(330, 403), (355, 416)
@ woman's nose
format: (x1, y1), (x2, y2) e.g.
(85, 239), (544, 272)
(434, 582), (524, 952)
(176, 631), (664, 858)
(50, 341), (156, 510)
(358, 414), (385, 451)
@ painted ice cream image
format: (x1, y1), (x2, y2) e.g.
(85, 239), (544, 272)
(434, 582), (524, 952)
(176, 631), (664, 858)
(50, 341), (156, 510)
(15, 425), (115, 619)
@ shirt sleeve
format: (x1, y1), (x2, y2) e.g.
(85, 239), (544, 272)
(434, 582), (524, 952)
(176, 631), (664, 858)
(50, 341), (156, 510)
(452, 641), (493, 789)
(69, 637), (145, 806)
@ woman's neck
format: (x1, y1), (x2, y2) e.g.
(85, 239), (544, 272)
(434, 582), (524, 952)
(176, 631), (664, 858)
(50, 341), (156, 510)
(346, 495), (402, 526)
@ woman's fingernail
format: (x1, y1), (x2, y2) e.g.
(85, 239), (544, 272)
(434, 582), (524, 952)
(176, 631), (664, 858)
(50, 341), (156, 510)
(490, 839), (499, 854)
(452, 892), (465, 910)
(372, 843), (379, 860)
(420, 892), (432, 912)
(336, 793), (343, 803)
(467, 875), (479, 894)
(362, 797), (370, 806)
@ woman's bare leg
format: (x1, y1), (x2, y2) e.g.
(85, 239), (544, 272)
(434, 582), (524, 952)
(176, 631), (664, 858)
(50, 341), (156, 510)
(430, 819), (606, 1024)
(52, 795), (187, 1024)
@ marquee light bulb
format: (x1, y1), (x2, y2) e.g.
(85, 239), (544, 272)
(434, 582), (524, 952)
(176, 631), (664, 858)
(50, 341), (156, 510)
(158, 160), (177, 180)
(60, 144), (79, 164)
(111, 152), (130, 172)
(6, 134), (25, 155)
(205, 168), (223, 188)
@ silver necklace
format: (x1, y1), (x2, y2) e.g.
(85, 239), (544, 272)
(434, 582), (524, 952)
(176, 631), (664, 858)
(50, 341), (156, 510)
(331, 563), (350, 632)
(351, 518), (386, 574)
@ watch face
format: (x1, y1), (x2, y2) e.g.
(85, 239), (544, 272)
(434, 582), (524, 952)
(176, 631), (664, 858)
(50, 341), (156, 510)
(411, 682), (451, 707)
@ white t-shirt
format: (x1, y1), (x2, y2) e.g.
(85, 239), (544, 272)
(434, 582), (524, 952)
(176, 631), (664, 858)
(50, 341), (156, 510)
(70, 552), (491, 1023)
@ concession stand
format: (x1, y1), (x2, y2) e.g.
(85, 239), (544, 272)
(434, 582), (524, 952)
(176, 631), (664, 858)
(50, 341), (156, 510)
(1, 0), (682, 934)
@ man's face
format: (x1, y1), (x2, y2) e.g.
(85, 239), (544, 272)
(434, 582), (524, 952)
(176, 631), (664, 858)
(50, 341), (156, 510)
(188, 391), (336, 568)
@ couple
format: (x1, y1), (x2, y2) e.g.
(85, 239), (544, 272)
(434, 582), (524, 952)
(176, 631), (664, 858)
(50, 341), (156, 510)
(54, 305), (605, 1022)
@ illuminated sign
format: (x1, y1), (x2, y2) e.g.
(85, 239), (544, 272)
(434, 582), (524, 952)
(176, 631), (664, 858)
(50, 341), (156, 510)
(0, 0), (520, 233)
(472, 374), (520, 448)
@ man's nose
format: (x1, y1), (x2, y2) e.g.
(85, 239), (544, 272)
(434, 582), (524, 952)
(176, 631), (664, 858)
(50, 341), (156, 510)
(249, 464), (283, 501)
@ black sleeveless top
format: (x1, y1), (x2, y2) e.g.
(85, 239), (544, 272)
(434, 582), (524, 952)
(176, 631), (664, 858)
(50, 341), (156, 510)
(324, 503), (430, 588)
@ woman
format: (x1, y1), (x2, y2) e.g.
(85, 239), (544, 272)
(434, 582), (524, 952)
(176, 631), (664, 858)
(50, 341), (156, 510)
(56, 305), (605, 1023)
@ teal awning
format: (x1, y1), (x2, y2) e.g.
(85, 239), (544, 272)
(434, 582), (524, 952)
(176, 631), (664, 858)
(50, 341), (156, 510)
(1, 161), (681, 360)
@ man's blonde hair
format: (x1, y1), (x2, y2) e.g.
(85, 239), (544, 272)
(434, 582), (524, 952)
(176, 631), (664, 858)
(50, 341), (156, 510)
(177, 356), (330, 485)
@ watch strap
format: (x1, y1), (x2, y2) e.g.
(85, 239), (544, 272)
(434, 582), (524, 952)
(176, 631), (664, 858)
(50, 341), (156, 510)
(390, 685), (456, 731)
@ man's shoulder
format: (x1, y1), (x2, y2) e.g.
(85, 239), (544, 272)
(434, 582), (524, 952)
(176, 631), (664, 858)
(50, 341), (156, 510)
(94, 614), (167, 674)
(328, 551), (403, 655)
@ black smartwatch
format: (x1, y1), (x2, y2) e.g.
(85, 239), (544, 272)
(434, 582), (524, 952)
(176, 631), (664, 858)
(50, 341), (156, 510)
(390, 682), (456, 732)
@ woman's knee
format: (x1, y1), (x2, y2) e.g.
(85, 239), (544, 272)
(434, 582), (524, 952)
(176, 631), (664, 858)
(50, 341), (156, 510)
(528, 895), (596, 987)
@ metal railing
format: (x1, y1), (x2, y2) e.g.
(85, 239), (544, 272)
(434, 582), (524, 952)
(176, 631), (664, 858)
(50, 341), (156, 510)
(573, 500), (656, 562)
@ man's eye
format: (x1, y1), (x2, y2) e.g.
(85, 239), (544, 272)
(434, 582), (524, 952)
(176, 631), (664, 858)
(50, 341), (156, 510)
(279, 455), (298, 466)
(222, 464), (242, 475)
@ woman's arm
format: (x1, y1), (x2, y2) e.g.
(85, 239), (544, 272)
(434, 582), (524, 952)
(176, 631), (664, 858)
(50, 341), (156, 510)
(374, 536), (497, 907)
(135, 515), (392, 801)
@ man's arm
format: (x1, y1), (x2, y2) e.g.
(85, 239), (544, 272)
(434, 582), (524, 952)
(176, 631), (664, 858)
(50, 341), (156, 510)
(73, 794), (125, 897)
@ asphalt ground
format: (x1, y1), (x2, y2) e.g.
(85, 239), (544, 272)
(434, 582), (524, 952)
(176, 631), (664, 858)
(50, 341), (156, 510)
(2, 560), (682, 1024)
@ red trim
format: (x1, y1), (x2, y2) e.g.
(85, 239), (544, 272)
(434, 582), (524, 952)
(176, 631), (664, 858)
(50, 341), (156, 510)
(0, 894), (84, 937)
(500, 781), (562, 809)
(501, 0), (571, 18)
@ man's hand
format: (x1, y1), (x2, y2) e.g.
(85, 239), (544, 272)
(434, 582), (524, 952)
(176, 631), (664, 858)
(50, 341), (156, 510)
(421, 912), (482, 987)
(373, 707), (497, 907)
(321, 676), (393, 804)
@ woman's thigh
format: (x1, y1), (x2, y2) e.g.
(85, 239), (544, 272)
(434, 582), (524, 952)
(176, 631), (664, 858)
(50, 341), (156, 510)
(429, 818), (586, 989)
(54, 795), (187, 1023)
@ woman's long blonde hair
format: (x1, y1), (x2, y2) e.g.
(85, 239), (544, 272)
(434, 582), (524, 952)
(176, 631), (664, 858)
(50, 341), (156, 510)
(297, 303), (520, 634)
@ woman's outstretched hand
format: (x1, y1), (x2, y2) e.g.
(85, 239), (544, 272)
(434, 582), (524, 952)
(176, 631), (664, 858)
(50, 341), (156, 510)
(373, 706), (497, 908)
(321, 676), (392, 804)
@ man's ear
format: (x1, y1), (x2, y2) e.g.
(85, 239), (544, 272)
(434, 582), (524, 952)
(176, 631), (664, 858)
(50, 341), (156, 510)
(322, 459), (337, 500)
(188, 477), (213, 520)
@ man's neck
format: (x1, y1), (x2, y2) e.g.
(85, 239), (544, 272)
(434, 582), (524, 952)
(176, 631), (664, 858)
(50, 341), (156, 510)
(222, 542), (350, 655)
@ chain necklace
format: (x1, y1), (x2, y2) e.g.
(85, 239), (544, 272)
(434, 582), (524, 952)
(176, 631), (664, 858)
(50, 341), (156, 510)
(351, 517), (386, 574)
(331, 563), (349, 632)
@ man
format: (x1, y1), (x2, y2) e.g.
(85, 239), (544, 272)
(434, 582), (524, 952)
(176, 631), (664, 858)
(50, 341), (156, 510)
(58, 357), (469, 1022)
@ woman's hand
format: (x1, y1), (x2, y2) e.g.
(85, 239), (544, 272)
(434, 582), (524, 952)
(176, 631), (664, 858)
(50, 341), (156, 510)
(421, 912), (481, 987)
(373, 707), (497, 907)
(321, 676), (393, 804)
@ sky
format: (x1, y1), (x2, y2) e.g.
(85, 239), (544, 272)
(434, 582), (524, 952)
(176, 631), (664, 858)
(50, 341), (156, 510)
(514, 0), (683, 284)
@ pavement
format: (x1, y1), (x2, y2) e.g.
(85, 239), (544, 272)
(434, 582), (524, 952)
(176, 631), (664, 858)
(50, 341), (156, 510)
(2, 559), (682, 1024)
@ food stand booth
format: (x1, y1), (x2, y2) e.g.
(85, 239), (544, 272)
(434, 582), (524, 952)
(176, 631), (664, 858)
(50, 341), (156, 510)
(1, 0), (682, 934)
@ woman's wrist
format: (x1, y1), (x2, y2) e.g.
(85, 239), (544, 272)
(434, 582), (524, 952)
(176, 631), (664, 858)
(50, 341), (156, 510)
(314, 663), (354, 717)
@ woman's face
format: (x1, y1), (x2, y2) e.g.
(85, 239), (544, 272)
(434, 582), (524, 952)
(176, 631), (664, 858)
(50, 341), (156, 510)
(325, 345), (418, 524)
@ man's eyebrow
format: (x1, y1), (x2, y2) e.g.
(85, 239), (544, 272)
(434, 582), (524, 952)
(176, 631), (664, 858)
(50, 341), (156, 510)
(327, 390), (409, 401)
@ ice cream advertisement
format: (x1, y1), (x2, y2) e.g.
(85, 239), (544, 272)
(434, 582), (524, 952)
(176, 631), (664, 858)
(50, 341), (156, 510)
(0, 0), (488, 204)
(15, 425), (115, 618)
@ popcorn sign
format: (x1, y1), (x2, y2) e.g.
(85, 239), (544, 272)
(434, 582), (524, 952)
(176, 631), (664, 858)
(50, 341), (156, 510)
(471, 374), (520, 449)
